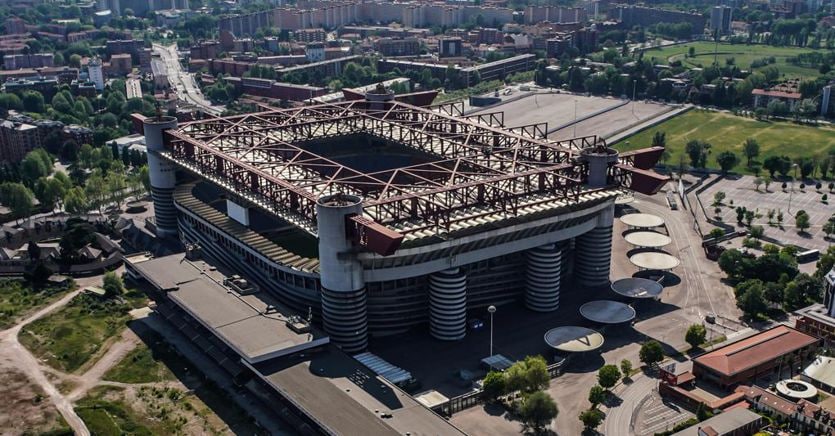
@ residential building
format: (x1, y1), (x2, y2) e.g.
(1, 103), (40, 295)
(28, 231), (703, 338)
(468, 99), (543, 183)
(439, 37), (463, 57)
(374, 38), (420, 57)
(2, 53), (54, 70)
(610, 5), (706, 36)
(151, 58), (168, 90)
(304, 42), (325, 62)
(693, 325), (820, 389)
(710, 6), (733, 35)
(293, 28), (326, 43)
(752, 80), (803, 111)
(0, 119), (40, 163)
(4, 17), (27, 35)
(87, 57), (104, 91)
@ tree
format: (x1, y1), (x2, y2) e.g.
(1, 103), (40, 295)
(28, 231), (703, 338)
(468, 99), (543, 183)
(716, 151), (739, 175)
(709, 228), (725, 239)
(519, 391), (558, 434)
(524, 355), (550, 392)
(597, 364), (621, 390)
(33, 177), (67, 213)
(651, 131), (666, 148)
(824, 219), (835, 240)
(21, 148), (53, 186)
(22, 90), (45, 113)
(482, 370), (506, 402)
(0, 182), (34, 219)
(685, 140), (711, 168)
(743, 138), (760, 167)
(102, 271), (124, 297)
(737, 283), (767, 319)
(63, 187), (88, 215)
(639, 340), (664, 367)
(712, 191), (726, 206)
(588, 385), (606, 406)
(753, 177), (764, 191)
(579, 408), (604, 431)
(620, 359), (633, 380)
(750, 225), (764, 239)
(795, 210), (811, 233)
(685, 324), (707, 349)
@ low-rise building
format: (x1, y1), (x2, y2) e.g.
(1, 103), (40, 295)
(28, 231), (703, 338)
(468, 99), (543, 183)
(670, 407), (763, 436)
(693, 325), (820, 389)
(374, 38), (420, 57)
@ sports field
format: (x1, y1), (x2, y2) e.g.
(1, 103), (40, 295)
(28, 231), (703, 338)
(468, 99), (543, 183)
(642, 42), (828, 78)
(615, 109), (835, 174)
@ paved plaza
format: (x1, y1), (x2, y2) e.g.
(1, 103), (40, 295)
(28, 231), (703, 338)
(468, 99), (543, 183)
(698, 175), (834, 251)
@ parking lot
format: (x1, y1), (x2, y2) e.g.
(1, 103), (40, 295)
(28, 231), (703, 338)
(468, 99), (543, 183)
(698, 175), (834, 251)
(633, 392), (694, 435)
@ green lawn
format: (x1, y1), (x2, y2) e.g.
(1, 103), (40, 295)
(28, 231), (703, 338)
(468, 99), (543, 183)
(19, 294), (132, 373)
(642, 42), (829, 78)
(104, 342), (175, 384)
(0, 280), (74, 330)
(616, 109), (835, 174)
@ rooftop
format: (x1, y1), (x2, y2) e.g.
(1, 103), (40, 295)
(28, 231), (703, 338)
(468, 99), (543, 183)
(670, 407), (762, 436)
(126, 253), (327, 363)
(695, 325), (819, 377)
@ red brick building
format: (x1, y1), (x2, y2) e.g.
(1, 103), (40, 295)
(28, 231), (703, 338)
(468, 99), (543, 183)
(693, 325), (819, 389)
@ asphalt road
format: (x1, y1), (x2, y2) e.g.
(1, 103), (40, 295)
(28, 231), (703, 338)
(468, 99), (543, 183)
(152, 43), (224, 116)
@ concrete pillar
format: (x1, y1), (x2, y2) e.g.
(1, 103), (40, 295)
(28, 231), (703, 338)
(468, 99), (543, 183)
(574, 203), (614, 287)
(316, 194), (367, 353)
(581, 146), (619, 189)
(525, 243), (562, 312)
(429, 268), (467, 341)
(143, 116), (178, 238)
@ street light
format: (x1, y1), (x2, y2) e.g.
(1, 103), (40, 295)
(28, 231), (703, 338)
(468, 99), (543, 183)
(488, 305), (497, 357)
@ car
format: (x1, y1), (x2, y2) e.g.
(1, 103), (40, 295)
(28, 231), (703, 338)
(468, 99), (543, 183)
(468, 318), (484, 331)
(705, 313), (716, 324)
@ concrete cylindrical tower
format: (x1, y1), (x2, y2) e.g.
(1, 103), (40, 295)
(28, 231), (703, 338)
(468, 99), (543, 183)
(316, 194), (368, 353)
(525, 243), (562, 312)
(581, 146), (619, 189)
(429, 268), (467, 341)
(143, 116), (178, 238)
(574, 203), (615, 288)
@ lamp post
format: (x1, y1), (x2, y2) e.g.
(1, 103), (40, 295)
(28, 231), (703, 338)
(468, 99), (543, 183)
(789, 163), (798, 213)
(573, 99), (578, 138)
(488, 305), (496, 357)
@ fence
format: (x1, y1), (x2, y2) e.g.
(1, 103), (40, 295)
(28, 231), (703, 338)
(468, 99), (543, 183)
(438, 361), (565, 416)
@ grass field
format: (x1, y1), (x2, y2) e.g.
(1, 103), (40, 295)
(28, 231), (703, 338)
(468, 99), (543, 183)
(616, 109), (835, 174)
(19, 294), (132, 372)
(104, 342), (175, 384)
(0, 280), (73, 330)
(641, 42), (828, 78)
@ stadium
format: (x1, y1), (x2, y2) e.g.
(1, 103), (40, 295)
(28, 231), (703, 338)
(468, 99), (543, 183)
(138, 88), (668, 354)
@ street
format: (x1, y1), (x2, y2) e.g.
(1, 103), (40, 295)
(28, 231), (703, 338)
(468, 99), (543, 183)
(152, 43), (224, 116)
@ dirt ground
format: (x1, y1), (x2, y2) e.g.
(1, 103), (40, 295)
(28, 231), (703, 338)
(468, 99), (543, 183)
(0, 366), (68, 435)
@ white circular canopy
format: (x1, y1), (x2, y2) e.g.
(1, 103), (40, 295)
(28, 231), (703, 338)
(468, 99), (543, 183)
(624, 231), (672, 248)
(544, 326), (605, 352)
(630, 252), (680, 270)
(579, 300), (636, 324)
(620, 213), (665, 228)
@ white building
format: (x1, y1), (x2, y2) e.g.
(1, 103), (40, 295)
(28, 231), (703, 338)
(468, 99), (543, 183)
(88, 57), (104, 91)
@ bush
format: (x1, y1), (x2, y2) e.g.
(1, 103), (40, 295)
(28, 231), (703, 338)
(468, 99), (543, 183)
(597, 364), (621, 390)
(579, 408), (605, 431)
(102, 271), (123, 297)
(685, 324), (706, 349)
(519, 391), (558, 433)
(639, 341), (664, 366)
(482, 371), (506, 402)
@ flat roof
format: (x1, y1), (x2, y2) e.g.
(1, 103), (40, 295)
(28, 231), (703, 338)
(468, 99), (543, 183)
(624, 231), (671, 248)
(695, 325), (819, 377)
(251, 348), (465, 436)
(803, 355), (835, 388)
(579, 300), (636, 324)
(629, 251), (680, 270)
(544, 326), (604, 352)
(670, 407), (761, 436)
(620, 213), (665, 228)
(127, 253), (328, 363)
(611, 277), (664, 298)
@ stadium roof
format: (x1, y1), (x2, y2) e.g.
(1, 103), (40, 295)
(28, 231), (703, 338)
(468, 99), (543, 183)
(579, 300), (636, 324)
(620, 213), (664, 228)
(544, 326), (604, 352)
